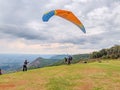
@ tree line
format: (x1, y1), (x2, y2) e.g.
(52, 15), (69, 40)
(90, 45), (120, 59)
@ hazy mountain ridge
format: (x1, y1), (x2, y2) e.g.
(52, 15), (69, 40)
(0, 54), (55, 73)
(1, 45), (119, 73)
(52, 54), (90, 66)
(28, 54), (90, 69)
(50, 55), (68, 59)
(28, 55), (68, 69)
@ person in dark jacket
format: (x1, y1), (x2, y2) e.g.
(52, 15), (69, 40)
(64, 57), (67, 63)
(23, 60), (29, 71)
(67, 55), (73, 65)
(0, 68), (2, 75)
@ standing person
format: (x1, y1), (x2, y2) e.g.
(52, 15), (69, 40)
(68, 55), (73, 65)
(0, 68), (2, 75)
(64, 57), (67, 63)
(23, 60), (29, 71)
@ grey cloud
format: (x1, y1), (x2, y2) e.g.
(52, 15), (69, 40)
(0, 24), (53, 41)
(0, 0), (47, 24)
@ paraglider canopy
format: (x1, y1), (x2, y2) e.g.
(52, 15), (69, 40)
(42, 9), (86, 33)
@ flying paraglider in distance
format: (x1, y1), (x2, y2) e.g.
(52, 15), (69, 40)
(42, 9), (86, 33)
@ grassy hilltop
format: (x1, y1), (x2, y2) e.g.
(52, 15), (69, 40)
(0, 59), (120, 90)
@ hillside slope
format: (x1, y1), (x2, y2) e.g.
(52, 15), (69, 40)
(0, 59), (120, 90)
(90, 45), (120, 59)
(52, 54), (89, 66)
(28, 57), (60, 69)
(28, 55), (68, 69)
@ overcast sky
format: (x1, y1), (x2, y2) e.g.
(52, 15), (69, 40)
(0, 0), (120, 54)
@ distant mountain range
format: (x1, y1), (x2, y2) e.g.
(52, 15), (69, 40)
(51, 54), (90, 66)
(28, 54), (90, 69)
(50, 55), (68, 59)
(0, 54), (89, 72)
(0, 45), (119, 74)
(28, 54), (68, 69)
(0, 54), (56, 73)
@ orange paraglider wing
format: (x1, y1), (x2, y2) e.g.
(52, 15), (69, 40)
(42, 9), (86, 33)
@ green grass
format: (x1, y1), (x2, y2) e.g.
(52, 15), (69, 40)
(0, 59), (120, 90)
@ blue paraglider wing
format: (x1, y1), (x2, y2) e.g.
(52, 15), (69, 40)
(42, 10), (55, 22)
